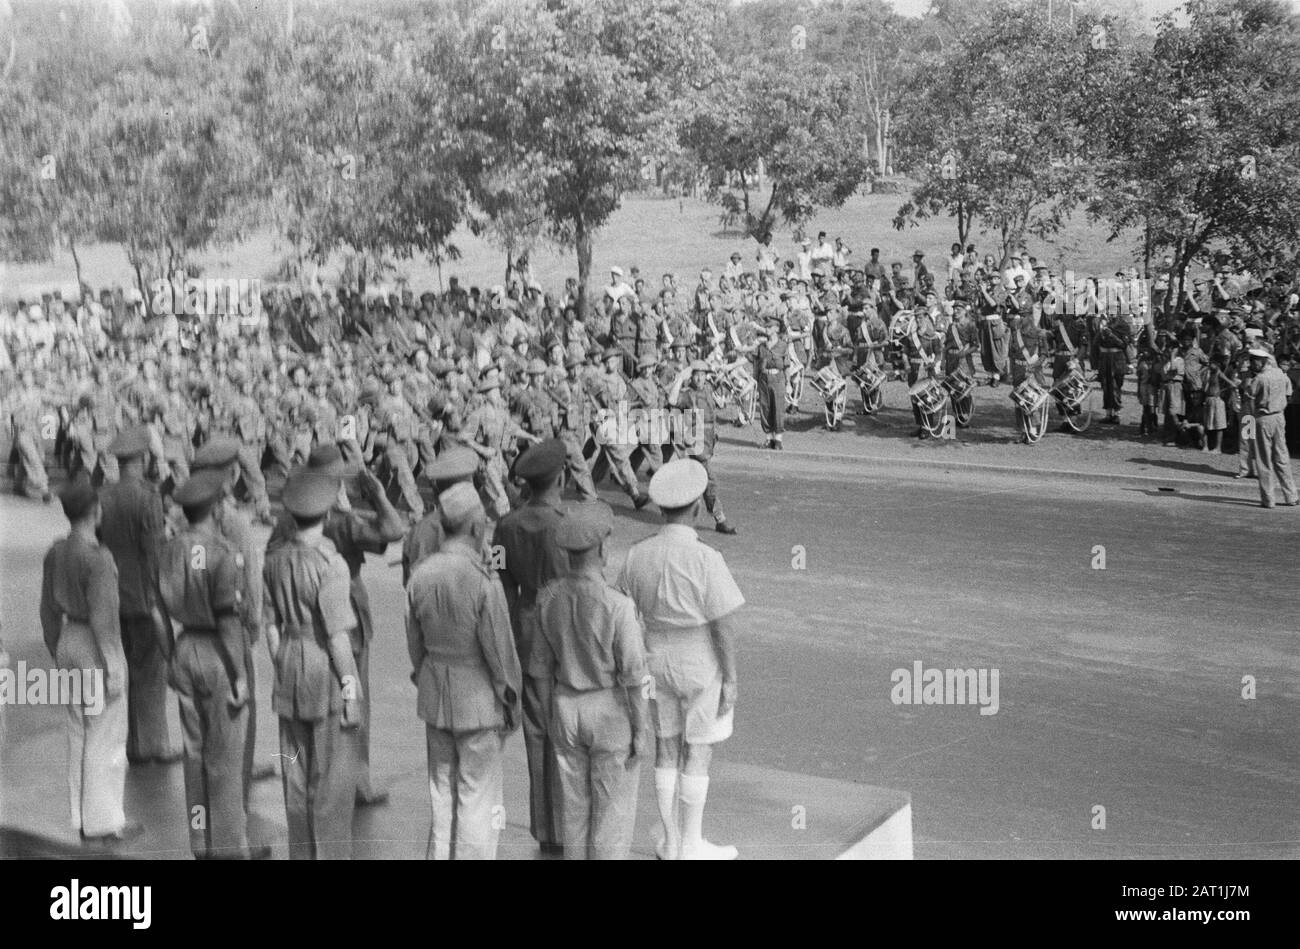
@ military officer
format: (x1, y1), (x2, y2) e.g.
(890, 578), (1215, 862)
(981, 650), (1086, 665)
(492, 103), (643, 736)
(268, 444), (405, 807)
(262, 467), (364, 859)
(1246, 346), (1299, 508)
(97, 425), (179, 765)
(492, 440), (571, 854)
(616, 459), (744, 860)
(590, 347), (651, 510)
(533, 502), (651, 859)
(552, 354), (599, 501)
(39, 475), (143, 845)
(8, 366), (53, 502)
(375, 367), (425, 519)
(407, 482), (522, 860)
(227, 370), (273, 523)
(401, 447), (481, 586)
(160, 469), (269, 859)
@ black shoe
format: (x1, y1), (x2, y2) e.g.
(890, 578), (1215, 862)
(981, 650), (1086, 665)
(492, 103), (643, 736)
(716, 521), (737, 535)
(355, 789), (390, 808)
(539, 842), (565, 856)
(633, 494), (651, 511)
(773, 440), (783, 450)
(84, 820), (145, 846)
(248, 845), (273, 860)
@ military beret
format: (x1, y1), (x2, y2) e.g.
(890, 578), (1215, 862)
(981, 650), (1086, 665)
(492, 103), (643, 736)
(602, 346), (623, 361)
(424, 447), (479, 485)
(554, 501), (614, 552)
(173, 468), (227, 510)
(688, 360), (710, 373)
(514, 439), (566, 482)
(438, 481), (483, 531)
(648, 458), (709, 509)
(564, 354), (583, 369)
(108, 425), (152, 460)
(282, 468), (339, 519)
(192, 437), (241, 470)
(59, 474), (97, 521)
(1248, 346), (1271, 359)
(476, 376), (500, 393)
(527, 358), (548, 376)
(637, 353), (659, 369)
(427, 393), (448, 418)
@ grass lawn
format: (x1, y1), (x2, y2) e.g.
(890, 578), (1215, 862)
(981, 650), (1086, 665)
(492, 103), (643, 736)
(1, 188), (1141, 301)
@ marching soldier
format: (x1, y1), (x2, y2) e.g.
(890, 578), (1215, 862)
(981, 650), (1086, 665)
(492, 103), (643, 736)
(159, 469), (268, 859)
(407, 482), (522, 859)
(97, 425), (179, 766)
(70, 364), (123, 484)
(1095, 311), (1131, 425)
(533, 501), (651, 859)
(1009, 308), (1048, 443)
(552, 354), (599, 501)
(8, 366), (53, 502)
(629, 353), (668, 474)
(463, 376), (538, 518)
(616, 459), (744, 860)
(262, 467), (364, 859)
(753, 320), (789, 448)
(590, 347), (651, 510)
(665, 361), (737, 534)
(492, 440), (571, 854)
(40, 474), (143, 845)
(227, 370), (274, 524)
(374, 367), (425, 520)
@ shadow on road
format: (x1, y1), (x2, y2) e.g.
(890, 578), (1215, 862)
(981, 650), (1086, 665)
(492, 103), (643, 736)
(1129, 488), (1262, 507)
(1127, 456), (1238, 478)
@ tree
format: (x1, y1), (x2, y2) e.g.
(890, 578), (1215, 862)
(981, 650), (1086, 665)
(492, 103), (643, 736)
(679, 60), (870, 242)
(452, 0), (719, 316)
(1093, 0), (1300, 308)
(891, 0), (1129, 258)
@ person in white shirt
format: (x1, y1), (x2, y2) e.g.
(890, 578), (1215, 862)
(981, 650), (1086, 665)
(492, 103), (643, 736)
(796, 240), (814, 281)
(947, 243), (965, 284)
(723, 252), (745, 283)
(832, 238), (852, 271)
(604, 266), (633, 305)
(811, 232), (834, 276)
(756, 237), (779, 277)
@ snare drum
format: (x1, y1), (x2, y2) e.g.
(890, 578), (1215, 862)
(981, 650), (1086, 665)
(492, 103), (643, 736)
(810, 366), (847, 399)
(1050, 368), (1088, 408)
(940, 367), (974, 401)
(1010, 379), (1049, 414)
(724, 362), (755, 395)
(850, 363), (886, 393)
(908, 377), (947, 414)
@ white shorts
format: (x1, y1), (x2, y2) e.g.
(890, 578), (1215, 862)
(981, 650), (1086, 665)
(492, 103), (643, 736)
(645, 629), (732, 745)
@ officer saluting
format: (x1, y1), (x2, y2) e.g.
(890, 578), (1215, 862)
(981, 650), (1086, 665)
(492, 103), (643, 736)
(406, 482), (522, 860)
(159, 469), (268, 859)
(262, 467), (364, 859)
(492, 439), (571, 855)
(39, 474), (143, 845)
(617, 459), (744, 860)
(533, 502), (651, 859)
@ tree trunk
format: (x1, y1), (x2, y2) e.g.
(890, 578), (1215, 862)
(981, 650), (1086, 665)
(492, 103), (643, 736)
(575, 213), (592, 321)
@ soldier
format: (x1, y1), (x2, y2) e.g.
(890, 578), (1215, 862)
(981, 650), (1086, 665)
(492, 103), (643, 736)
(7, 366), (53, 502)
(533, 501), (651, 859)
(407, 482), (522, 860)
(752, 321), (789, 448)
(492, 440), (572, 854)
(1245, 346), (1299, 508)
(39, 475), (143, 845)
(70, 364), (123, 484)
(262, 467), (364, 859)
(156, 368), (195, 486)
(227, 370), (273, 524)
(1009, 309), (1048, 444)
(551, 354), (599, 501)
(98, 426), (179, 766)
(463, 376), (538, 518)
(268, 444), (405, 807)
(401, 447), (482, 585)
(590, 347), (651, 510)
(616, 459), (744, 860)
(1095, 311), (1131, 424)
(160, 469), (270, 859)
(665, 361), (737, 534)
(191, 437), (276, 799)
(375, 367), (426, 520)
(629, 353), (668, 474)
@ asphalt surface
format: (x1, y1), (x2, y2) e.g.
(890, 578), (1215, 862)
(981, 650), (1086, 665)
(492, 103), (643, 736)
(1, 452), (1297, 859)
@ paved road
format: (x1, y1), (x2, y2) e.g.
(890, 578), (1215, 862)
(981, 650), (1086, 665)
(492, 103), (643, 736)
(1, 454), (1296, 859)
